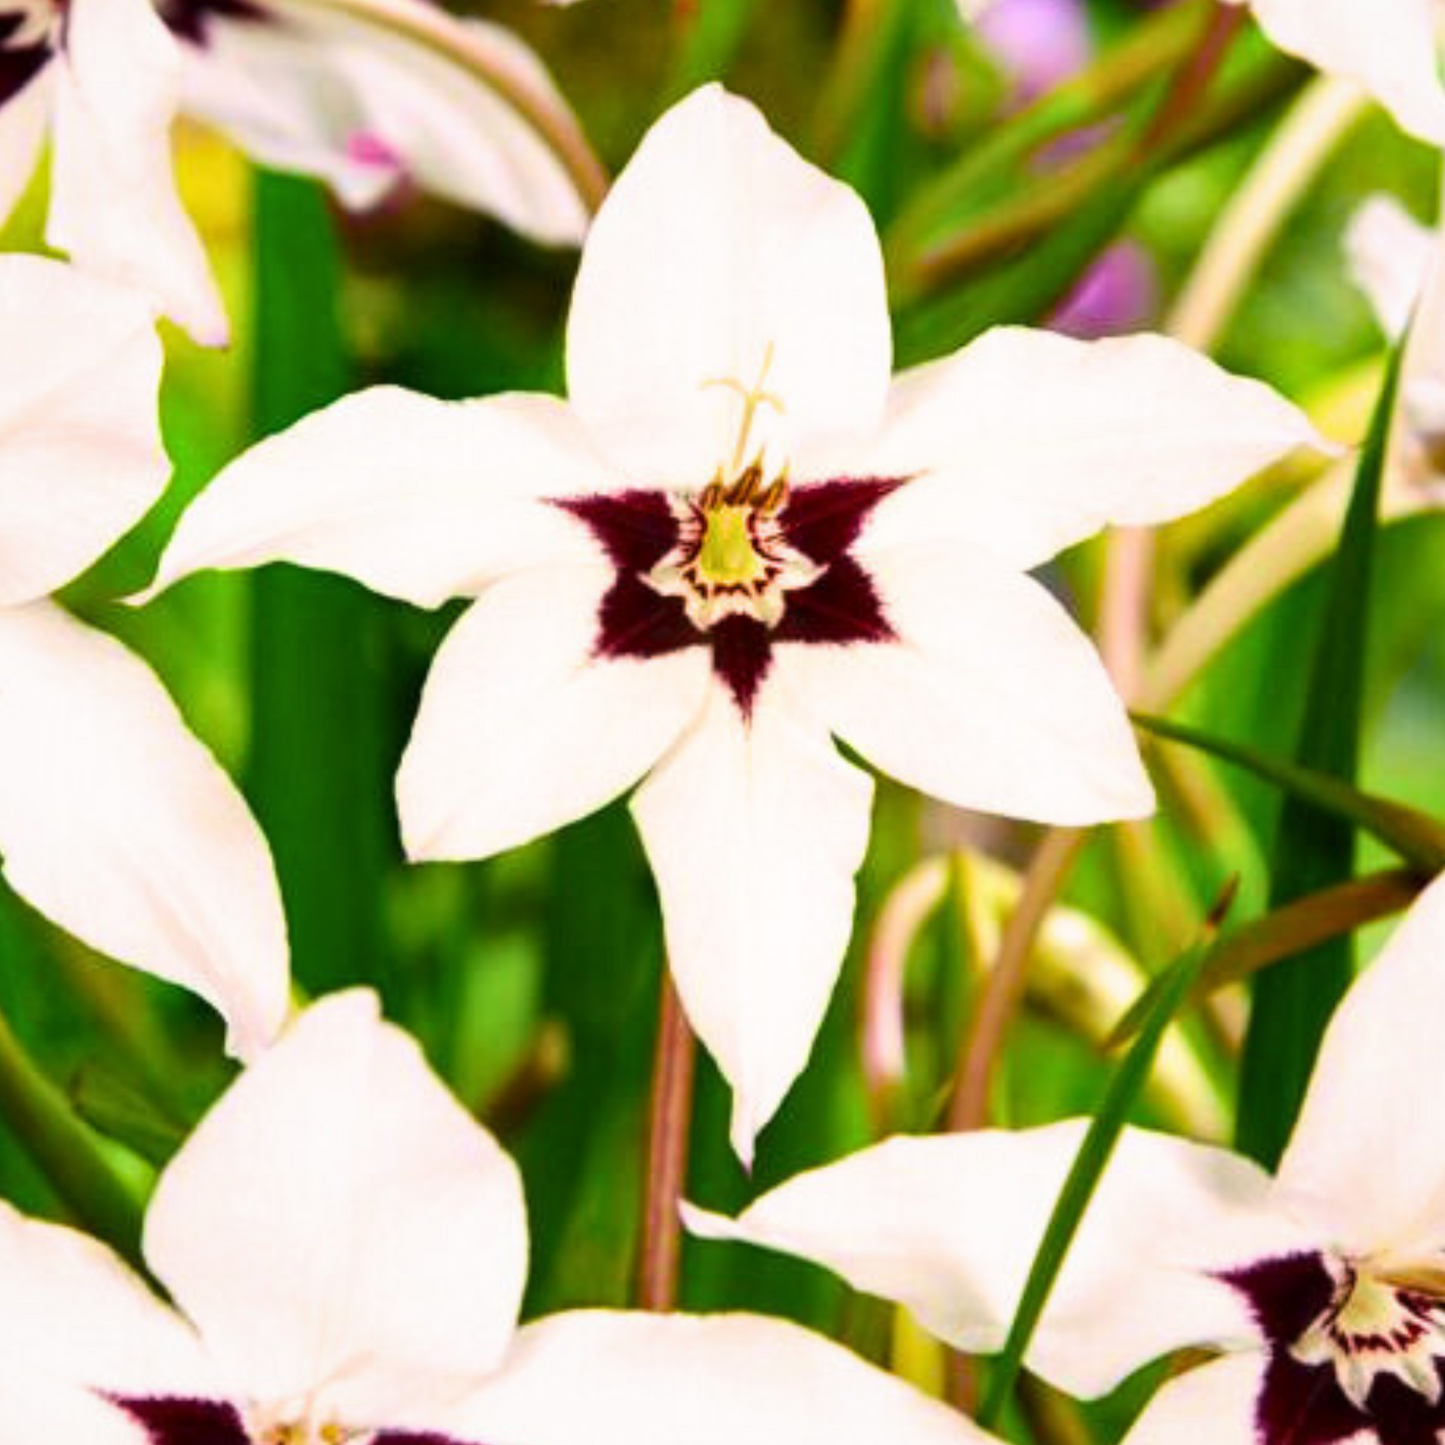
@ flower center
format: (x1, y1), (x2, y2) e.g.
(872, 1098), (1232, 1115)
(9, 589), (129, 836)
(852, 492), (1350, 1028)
(1290, 1258), (1445, 1410)
(646, 463), (821, 630)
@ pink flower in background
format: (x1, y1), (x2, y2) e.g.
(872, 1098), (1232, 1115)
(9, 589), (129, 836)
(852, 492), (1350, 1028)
(974, 0), (1092, 101)
(1051, 240), (1160, 339)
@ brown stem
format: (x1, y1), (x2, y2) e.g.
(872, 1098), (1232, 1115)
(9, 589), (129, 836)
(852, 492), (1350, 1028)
(946, 826), (1086, 1133)
(636, 970), (697, 1311)
(1138, 1), (1248, 156)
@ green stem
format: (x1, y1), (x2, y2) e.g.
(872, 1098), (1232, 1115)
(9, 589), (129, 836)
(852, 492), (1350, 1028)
(0, 1003), (144, 1264)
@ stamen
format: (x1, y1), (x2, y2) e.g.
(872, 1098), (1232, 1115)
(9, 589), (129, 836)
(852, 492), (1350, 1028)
(701, 342), (785, 480)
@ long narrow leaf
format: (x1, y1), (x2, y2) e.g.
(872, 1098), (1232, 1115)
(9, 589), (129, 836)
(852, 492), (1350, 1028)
(0, 1006), (143, 1263)
(1234, 335), (1404, 1167)
(976, 897), (1229, 1429)
(1133, 713), (1445, 872)
(246, 172), (399, 997)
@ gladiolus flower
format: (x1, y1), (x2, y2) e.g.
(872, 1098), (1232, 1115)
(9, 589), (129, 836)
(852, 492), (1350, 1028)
(145, 83), (1321, 1158)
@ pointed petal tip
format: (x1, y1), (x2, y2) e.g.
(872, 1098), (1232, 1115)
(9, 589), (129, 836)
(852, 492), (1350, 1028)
(678, 1200), (742, 1242)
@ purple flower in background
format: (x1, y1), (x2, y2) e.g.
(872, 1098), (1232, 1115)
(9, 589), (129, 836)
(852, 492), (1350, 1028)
(1051, 240), (1160, 339)
(974, 0), (1092, 100)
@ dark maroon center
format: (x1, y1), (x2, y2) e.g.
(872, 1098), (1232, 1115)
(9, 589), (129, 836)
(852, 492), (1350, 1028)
(112, 1395), (478, 1445)
(1224, 1253), (1445, 1445)
(557, 476), (903, 716)
(0, 14), (51, 107)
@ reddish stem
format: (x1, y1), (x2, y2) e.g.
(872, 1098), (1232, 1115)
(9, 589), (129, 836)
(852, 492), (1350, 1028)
(637, 970), (697, 1311)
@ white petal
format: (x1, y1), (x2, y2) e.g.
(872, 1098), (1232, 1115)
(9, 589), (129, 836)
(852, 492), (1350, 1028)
(0, 66), (50, 227)
(179, 6), (587, 244)
(397, 565), (710, 860)
(855, 328), (1323, 569)
(0, 255), (167, 605)
(631, 683), (873, 1161)
(0, 1381), (153, 1445)
(147, 388), (607, 607)
(1345, 195), (1434, 340)
(567, 84), (891, 487)
(1227, 0), (1445, 147)
(145, 991), (529, 1427)
(0, 1201), (216, 1403)
(791, 543), (1152, 825)
(455, 1311), (1001, 1445)
(1118, 1353), (1264, 1445)
(685, 1122), (1310, 1398)
(1275, 872), (1445, 1258)
(0, 602), (288, 1060)
(47, 0), (228, 345)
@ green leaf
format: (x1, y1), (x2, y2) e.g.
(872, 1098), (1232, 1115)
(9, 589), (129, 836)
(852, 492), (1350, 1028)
(245, 171), (401, 998)
(1235, 331), (1405, 1168)
(976, 895), (1229, 1429)
(68, 1059), (191, 1169)
(1132, 713), (1445, 873)
(0, 1005), (144, 1263)
(662, 0), (762, 101)
(1107, 868), (1424, 1048)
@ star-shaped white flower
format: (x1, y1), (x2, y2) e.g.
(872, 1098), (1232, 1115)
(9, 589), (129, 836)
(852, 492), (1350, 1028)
(0, 254), (287, 1058)
(684, 872), (1445, 1445)
(144, 83), (1321, 1158)
(1219, 0), (1445, 147)
(0, 988), (1008, 1445)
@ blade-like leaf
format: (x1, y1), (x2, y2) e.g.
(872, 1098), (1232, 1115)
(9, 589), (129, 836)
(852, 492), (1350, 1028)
(1235, 335), (1405, 1167)
(1133, 713), (1445, 872)
(976, 892), (1231, 1429)
(246, 172), (400, 998)
(0, 1006), (143, 1262)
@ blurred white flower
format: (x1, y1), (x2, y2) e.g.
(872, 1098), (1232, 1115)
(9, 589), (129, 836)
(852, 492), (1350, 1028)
(1220, 0), (1445, 147)
(167, 0), (589, 245)
(145, 83), (1321, 1160)
(0, 254), (287, 1058)
(0, 0), (228, 343)
(686, 871), (1445, 1445)
(1346, 191), (1445, 498)
(0, 0), (589, 340)
(0, 989), (1005, 1445)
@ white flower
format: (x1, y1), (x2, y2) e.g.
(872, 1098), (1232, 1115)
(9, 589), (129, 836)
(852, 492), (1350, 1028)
(143, 83), (1321, 1159)
(1220, 0), (1445, 147)
(684, 871), (1445, 1445)
(1346, 189), (1445, 499)
(168, 0), (589, 246)
(0, 988), (1007, 1445)
(0, 0), (228, 343)
(0, 254), (286, 1058)
(0, 0), (588, 342)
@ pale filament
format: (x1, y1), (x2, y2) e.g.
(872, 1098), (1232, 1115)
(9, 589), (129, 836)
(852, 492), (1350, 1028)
(702, 341), (786, 481)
